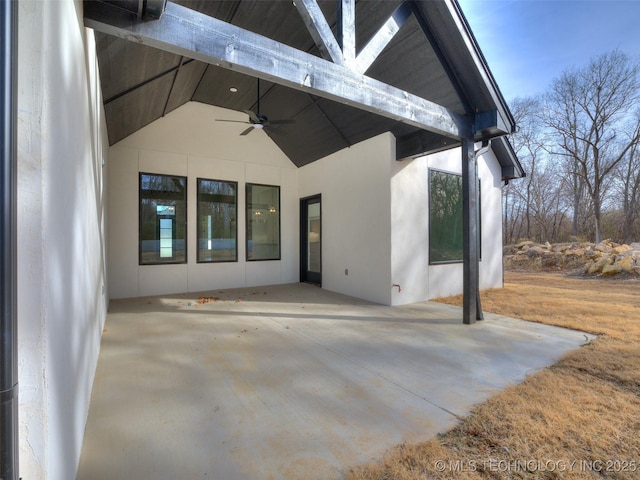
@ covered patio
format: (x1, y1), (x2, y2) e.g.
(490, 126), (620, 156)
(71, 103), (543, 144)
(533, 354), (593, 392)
(76, 284), (592, 480)
(5, 1), (534, 478)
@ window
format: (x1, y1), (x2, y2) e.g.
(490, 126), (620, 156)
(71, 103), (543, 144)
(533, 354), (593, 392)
(246, 184), (280, 261)
(197, 179), (237, 262)
(429, 170), (463, 264)
(139, 173), (187, 264)
(429, 169), (482, 264)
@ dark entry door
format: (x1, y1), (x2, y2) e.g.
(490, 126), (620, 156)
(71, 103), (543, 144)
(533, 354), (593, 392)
(300, 195), (321, 285)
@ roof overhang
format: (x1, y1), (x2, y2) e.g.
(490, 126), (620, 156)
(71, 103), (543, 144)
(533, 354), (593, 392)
(492, 135), (526, 181)
(84, 0), (521, 175)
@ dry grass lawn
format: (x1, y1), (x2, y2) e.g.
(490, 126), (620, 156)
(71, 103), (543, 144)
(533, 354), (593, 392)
(345, 271), (640, 479)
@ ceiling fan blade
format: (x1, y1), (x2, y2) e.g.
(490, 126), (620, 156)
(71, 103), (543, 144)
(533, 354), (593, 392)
(240, 126), (255, 136)
(215, 119), (251, 124)
(243, 109), (261, 124)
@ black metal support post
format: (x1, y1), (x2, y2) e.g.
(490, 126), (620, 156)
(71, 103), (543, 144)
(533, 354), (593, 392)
(462, 137), (482, 324)
(1, 0), (19, 478)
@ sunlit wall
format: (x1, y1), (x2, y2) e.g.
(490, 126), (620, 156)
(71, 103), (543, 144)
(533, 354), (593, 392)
(17, 0), (109, 477)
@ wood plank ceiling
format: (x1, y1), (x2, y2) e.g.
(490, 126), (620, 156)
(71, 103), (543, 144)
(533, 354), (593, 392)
(94, 0), (507, 167)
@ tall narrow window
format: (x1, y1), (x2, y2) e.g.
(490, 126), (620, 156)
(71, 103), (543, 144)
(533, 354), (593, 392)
(429, 169), (463, 264)
(197, 179), (237, 262)
(139, 173), (187, 265)
(428, 169), (482, 264)
(246, 184), (280, 261)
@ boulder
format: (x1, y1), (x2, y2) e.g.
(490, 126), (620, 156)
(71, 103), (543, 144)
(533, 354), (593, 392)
(616, 255), (636, 272)
(595, 242), (613, 254)
(542, 255), (562, 268)
(602, 264), (623, 276)
(526, 245), (546, 257)
(584, 248), (599, 259)
(588, 256), (613, 274)
(612, 244), (633, 255)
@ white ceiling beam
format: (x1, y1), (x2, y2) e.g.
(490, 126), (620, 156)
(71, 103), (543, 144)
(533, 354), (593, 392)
(354, 1), (412, 75)
(84, 1), (473, 140)
(337, 0), (356, 67)
(294, 0), (344, 66)
(295, 0), (413, 76)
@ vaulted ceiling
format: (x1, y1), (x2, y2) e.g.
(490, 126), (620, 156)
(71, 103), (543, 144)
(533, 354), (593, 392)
(88, 0), (520, 173)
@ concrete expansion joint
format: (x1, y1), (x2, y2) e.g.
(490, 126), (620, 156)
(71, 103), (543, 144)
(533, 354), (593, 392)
(255, 310), (464, 420)
(427, 400), (464, 420)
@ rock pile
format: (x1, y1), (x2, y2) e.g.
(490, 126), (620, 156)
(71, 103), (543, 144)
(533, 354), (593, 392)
(504, 240), (640, 277)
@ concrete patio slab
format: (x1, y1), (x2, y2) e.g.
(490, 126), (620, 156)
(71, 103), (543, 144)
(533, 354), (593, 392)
(76, 283), (594, 480)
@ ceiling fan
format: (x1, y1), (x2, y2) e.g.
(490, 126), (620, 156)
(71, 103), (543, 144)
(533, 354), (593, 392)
(216, 79), (296, 136)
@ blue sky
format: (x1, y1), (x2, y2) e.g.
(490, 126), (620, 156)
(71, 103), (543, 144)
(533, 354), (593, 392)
(457, 0), (640, 101)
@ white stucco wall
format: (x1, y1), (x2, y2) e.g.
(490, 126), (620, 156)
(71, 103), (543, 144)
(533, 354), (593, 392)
(17, 1), (109, 478)
(477, 147), (506, 292)
(390, 145), (505, 305)
(298, 133), (394, 305)
(108, 102), (298, 298)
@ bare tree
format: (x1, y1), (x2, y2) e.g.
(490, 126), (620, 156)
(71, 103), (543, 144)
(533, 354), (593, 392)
(509, 97), (544, 240)
(505, 97), (572, 243)
(544, 50), (640, 243)
(617, 123), (640, 242)
(528, 161), (570, 242)
(502, 180), (524, 244)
